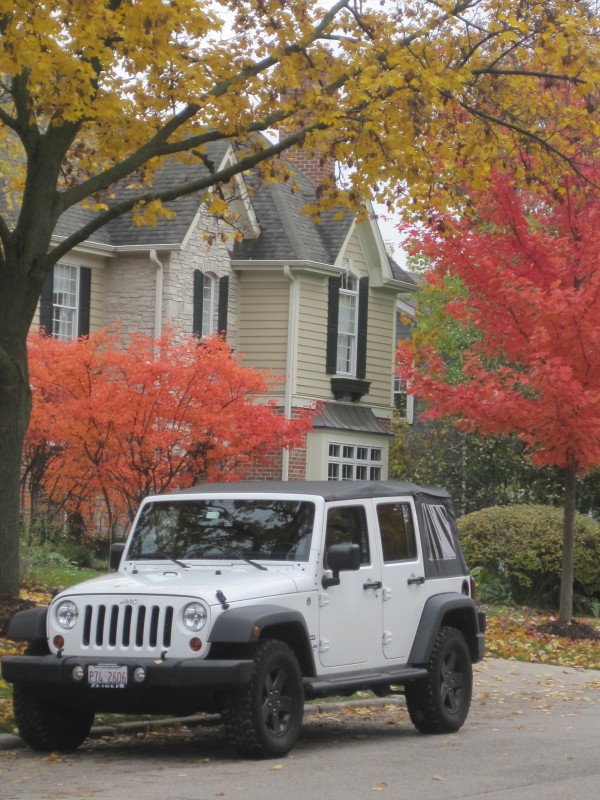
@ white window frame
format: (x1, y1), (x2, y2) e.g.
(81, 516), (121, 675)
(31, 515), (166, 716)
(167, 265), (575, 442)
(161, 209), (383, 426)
(327, 442), (382, 481)
(52, 263), (79, 342)
(202, 273), (216, 337)
(336, 272), (358, 376)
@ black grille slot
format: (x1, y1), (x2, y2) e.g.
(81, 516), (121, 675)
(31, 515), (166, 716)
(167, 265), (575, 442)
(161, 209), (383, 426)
(163, 607), (173, 648)
(95, 606), (106, 646)
(83, 606), (92, 646)
(122, 604), (132, 646)
(135, 606), (146, 647)
(109, 606), (119, 646)
(149, 606), (160, 647)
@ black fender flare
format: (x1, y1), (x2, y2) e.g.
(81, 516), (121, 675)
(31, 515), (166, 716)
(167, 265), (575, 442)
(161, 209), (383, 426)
(6, 607), (48, 641)
(208, 604), (310, 644)
(408, 593), (482, 665)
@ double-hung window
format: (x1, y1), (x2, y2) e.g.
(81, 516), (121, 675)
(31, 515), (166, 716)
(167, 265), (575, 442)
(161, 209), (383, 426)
(336, 273), (358, 375)
(40, 263), (91, 341)
(193, 270), (229, 338)
(326, 271), (369, 379)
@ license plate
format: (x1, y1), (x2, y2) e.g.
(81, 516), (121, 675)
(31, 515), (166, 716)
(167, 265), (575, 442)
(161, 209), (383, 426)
(88, 664), (128, 688)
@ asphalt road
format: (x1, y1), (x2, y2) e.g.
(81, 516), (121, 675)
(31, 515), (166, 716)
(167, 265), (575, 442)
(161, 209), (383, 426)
(1, 658), (599, 800)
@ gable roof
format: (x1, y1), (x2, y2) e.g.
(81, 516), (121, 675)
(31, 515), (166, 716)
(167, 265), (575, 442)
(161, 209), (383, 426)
(230, 166), (353, 263)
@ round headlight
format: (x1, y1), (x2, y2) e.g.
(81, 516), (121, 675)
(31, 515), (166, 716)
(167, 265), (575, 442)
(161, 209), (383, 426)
(182, 602), (207, 632)
(55, 600), (78, 630)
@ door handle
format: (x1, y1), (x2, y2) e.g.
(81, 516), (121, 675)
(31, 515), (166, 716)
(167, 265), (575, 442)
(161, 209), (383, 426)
(407, 576), (425, 585)
(363, 580), (383, 590)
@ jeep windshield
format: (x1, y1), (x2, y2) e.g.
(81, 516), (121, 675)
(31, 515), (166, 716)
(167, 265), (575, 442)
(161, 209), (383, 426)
(126, 498), (316, 563)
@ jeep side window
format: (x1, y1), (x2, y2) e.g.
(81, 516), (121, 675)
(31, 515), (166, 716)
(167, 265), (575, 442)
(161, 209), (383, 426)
(325, 506), (370, 567)
(422, 504), (457, 560)
(377, 502), (417, 562)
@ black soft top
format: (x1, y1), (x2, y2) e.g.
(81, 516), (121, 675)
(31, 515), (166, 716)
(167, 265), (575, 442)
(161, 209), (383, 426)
(175, 480), (450, 504)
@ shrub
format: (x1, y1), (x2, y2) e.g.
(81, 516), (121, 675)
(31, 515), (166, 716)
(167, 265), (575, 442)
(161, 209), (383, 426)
(458, 505), (600, 607)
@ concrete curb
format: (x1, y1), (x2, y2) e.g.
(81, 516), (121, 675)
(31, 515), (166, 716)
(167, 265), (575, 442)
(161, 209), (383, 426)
(0, 696), (405, 751)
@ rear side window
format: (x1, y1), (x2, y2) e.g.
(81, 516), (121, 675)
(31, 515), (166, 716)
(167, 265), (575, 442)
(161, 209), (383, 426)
(423, 504), (457, 560)
(377, 502), (417, 562)
(325, 505), (370, 566)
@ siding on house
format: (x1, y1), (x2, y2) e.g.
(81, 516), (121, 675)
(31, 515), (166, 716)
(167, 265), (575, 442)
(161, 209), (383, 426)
(236, 270), (289, 376)
(295, 272), (330, 399)
(365, 288), (398, 414)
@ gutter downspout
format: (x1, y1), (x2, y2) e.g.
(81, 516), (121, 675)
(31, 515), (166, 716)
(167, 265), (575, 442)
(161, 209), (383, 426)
(150, 249), (164, 338)
(283, 265), (298, 481)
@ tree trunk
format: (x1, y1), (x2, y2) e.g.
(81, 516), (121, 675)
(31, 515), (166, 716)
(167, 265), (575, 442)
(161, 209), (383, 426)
(0, 338), (32, 597)
(558, 460), (577, 624)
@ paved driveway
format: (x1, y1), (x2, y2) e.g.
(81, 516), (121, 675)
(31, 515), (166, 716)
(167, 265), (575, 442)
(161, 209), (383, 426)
(1, 658), (599, 800)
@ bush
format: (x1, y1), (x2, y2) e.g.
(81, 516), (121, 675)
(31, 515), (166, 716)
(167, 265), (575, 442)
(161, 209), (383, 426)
(458, 505), (600, 607)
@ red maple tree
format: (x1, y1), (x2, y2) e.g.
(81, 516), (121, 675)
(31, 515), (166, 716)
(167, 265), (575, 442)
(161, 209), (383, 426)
(25, 327), (313, 541)
(397, 165), (600, 623)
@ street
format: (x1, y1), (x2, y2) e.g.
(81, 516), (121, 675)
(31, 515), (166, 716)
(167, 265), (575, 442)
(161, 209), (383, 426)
(1, 658), (599, 800)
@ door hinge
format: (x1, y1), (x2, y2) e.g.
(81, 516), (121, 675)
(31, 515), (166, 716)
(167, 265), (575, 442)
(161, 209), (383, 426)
(382, 631), (393, 646)
(318, 638), (331, 653)
(319, 593), (330, 608)
(382, 586), (392, 601)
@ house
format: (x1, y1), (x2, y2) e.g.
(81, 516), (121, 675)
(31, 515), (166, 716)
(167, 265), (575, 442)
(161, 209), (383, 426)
(38, 141), (417, 482)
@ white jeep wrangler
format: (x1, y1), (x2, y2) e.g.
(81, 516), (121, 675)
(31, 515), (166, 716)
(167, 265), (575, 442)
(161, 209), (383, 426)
(3, 480), (485, 758)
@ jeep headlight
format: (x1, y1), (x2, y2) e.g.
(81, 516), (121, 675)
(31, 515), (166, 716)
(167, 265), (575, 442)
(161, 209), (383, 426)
(55, 600), (78, 630)
(182, 602), (207, 632)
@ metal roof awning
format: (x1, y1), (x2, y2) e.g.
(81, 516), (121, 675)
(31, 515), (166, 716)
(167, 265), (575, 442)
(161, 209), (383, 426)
(312, 403), (393, 437)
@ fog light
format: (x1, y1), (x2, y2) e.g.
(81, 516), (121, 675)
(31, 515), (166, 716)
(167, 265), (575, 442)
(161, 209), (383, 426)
(133, 666), (146, 683)
(72, 665), (85, 682)
(189, 637), (202, 652)
(53, 635), (65, 650)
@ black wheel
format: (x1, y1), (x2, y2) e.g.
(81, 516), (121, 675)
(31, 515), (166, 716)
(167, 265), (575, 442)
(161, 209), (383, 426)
(12, 640), (95, 752)
(405, 626), (472, 734)
(222, 639), (304, 758)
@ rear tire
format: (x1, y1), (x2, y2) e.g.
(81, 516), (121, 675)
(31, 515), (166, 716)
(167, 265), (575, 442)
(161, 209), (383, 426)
(12, 640), (94, 752)
(405, 626), (472, 734)
(222, 639), (304, 758)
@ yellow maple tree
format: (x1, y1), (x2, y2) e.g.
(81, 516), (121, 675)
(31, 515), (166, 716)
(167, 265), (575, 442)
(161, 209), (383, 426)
(0, 0), (598, 595)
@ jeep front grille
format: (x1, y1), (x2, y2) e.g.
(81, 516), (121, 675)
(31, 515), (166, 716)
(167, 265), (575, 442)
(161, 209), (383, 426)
(81, 603), (174, 651)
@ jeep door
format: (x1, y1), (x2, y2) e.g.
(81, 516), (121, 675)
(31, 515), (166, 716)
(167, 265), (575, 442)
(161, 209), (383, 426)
(318, 502), (382, 668)
(374, 498), (429, 661)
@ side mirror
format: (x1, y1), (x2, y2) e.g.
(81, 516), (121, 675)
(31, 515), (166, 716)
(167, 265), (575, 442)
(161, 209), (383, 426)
(109, 542), (126, 572)
(322, 543), (361, 589)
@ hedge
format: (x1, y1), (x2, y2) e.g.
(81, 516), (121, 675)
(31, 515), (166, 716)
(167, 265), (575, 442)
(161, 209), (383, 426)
(457, 505), (600, 606)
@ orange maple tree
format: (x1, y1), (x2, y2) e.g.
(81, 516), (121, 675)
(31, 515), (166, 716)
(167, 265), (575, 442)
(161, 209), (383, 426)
(397, 163), (600, 623)
(25, 327), (313, 540)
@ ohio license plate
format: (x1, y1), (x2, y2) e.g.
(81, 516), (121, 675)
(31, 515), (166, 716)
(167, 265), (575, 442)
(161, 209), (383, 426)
(88, 664), (128, 688)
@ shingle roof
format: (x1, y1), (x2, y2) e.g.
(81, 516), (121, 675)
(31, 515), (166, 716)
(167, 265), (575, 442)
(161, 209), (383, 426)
(54, 141), (231, 248)
(230, 165), (353, 263)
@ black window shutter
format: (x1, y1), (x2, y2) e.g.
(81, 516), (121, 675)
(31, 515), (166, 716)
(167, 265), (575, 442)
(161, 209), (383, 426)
(78, 267), (91, 337)
(326, 275), (341, 374)
(192, 270), (205, 336)
(218, 275), (229, 337)
(356, 277), (369, 380)
(40, 268), (54, 336)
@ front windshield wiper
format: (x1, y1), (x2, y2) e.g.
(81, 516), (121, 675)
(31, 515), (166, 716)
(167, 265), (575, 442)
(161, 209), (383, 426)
(214, 553), (268, 571)
(133, 551), (190, 569)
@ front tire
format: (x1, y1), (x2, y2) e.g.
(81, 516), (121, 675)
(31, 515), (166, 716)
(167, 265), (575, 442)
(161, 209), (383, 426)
(405, 626), (472, 734)
(12, 640), (95, 752)
(222, 639), (304, 758)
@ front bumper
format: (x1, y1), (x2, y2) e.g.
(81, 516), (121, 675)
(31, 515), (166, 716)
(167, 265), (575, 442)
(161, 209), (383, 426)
(1, 654), (253, 691)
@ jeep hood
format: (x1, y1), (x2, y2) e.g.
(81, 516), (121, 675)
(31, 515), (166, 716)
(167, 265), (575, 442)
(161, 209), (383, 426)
(57, 568), (301, 605)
